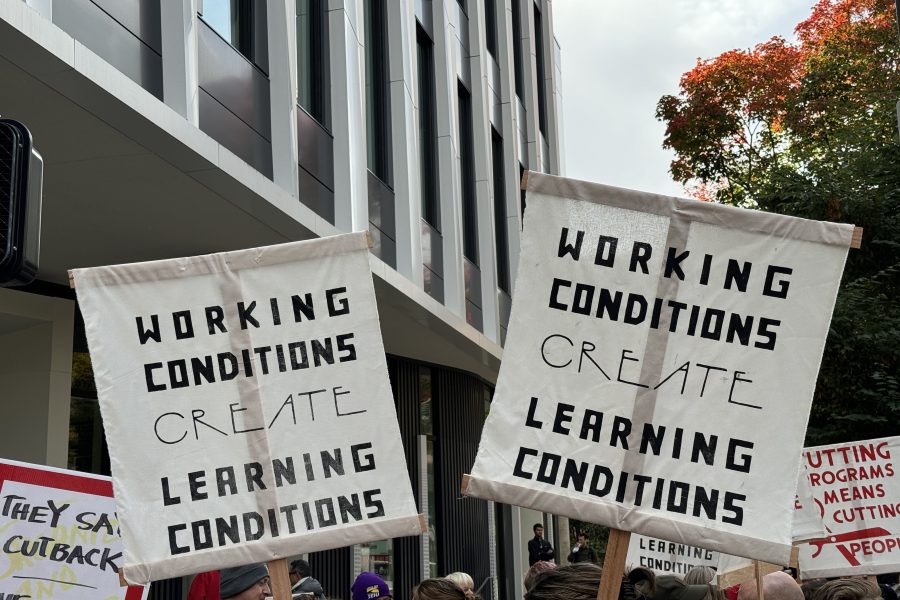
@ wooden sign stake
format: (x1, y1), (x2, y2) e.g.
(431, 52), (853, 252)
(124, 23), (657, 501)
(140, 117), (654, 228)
(754, 560), (765, 600)
(268, 557), (293, 600)
(596, 529), (630, 600)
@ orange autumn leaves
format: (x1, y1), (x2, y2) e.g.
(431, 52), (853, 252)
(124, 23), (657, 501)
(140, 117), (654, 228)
(656, 0), (900, 205)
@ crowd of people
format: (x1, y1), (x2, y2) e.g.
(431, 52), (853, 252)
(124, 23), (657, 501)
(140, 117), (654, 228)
(184, 526), (900, 600)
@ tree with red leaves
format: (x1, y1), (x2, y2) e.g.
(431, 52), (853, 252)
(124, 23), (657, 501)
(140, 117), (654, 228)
(657, 0), (900, 444)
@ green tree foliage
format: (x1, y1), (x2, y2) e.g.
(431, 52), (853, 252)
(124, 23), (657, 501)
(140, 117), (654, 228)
(656, 0), (899, 444)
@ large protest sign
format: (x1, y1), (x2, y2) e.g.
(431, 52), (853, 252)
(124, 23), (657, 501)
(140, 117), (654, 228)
(71, 233), (421, 583)
(798, 436), (900, 577)
(0, 459), (147, 600)
(465, 172), (855, 564)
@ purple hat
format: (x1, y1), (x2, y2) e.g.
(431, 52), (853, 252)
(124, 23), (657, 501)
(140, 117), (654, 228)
(352, 572), (391, 600)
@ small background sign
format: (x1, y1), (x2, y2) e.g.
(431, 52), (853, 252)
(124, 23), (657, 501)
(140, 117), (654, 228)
(798, 436), (900, 577)
(0, 459), (147, 600)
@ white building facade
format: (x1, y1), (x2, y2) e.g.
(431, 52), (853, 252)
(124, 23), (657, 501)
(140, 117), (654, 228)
(0, 0), (566, 598)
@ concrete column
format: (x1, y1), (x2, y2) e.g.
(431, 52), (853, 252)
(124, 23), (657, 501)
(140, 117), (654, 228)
(497, 0), (524, 292)
(387, 0), (423, 285)
(267, 0), (301, 197)
(432, 0), (465, 316)
(0, 289), (74, 468)
(161, 0), (200, 125)
(329, 0), (370, 232)
(517, 0), (541, 170)
(467, 0), (500, 341)
(539, 0), (561, 174)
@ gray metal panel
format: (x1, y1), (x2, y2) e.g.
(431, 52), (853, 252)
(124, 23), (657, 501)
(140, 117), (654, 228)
(89, 0), (161, 52)
(298, 165), (335, 224)
(464, 258), (483, 330)
(198, 89), (273, 177)
(424, 265), (445, 303)
(456, 2), (471, 90)
(297, 107), (334, 190)
(464, 256), (481, 307)
(52, 0), (162, 99)
(487, 55), (501, 130)
(198, 20), (271, 139)
(421, 219), (443, 278)
(367, 170), (396, 238)
(368, 224), (397, 269)
(515, 98), (528, 167)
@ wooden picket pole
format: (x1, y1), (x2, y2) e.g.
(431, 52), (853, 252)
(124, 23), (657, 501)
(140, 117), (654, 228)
(754, 560), (765, 600)
(268, 558), (293, 600)
(597, 529), (630, 600)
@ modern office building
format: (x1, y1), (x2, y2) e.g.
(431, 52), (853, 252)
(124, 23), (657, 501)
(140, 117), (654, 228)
(0, 0), (565, 598)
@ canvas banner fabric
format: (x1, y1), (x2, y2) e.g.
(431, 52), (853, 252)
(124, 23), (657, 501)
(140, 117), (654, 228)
(72, 233), (421, 584)
(466, 172), (854, 564)
(625, 534), (719, 577)
(798, 436), (900, 577)
(0, 459), (148, 600)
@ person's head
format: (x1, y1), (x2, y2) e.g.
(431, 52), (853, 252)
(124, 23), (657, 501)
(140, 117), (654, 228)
(290, 559), (311, 586)
(811, 579), (881, 600)
(413, 578), (468, 600)
(445, 572), (475, 598)
(525, 563), (602, 600)
(802, 579), (829, 600)
(524, 561), (557, 592)
(219, 564), (271, 600)
(352, 572), (392, 600)
(630, 568), (709, 600)
(683, 567), (724, 600)
(534, 523), (544, 538)
(737, 571), (803, 600)
(577, 532), (589, 546)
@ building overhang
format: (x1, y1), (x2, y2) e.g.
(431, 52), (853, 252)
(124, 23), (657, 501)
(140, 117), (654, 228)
(0, 2), (502, 382)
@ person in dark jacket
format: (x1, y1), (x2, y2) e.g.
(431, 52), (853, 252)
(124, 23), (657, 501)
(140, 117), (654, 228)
(566, 532), (598, 564)
(528, 523), (555, 565)
(289, 559), (326, 600)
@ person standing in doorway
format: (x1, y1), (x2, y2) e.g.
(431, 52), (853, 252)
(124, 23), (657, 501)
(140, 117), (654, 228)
(528, 523), (555, 566)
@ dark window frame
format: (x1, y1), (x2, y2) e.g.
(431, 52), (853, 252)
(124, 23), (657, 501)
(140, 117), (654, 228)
(199, 0), (255, 62)
(511, 0), (525, 99)
(458, 82), (478, 264)
(365, 0), (393, 186)
(485, 0), (498, 58)
(297, 0), (329, 128)
(534, 3), (548, 136)
(417, 26), (440, 230)
(491, 129), (510, 292)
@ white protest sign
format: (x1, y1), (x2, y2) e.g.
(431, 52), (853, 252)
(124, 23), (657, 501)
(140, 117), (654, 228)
(625, 534), (718, 576)
(0, 459), (148, 600)
(793, 463), (825, 542)
(465, 172), (854, 564)
(798, 436), (900, 577)
(72, 233), (421, 583)
(717, 464), (824, 578)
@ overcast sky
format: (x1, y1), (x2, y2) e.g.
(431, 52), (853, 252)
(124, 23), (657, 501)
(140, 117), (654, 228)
(552, 0), (814, 197)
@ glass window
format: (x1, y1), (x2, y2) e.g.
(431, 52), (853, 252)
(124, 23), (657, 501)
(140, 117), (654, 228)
(485, 0), (498, 58)
(68, 352), (110, 475)
(458, 83), (478, 263)
(492, 130), (510, 292)
(365, 0), (392, 185)
(417, 27), (439, 229)
(297, 0), (329, 126)
(534, 4), (548, 136)
(200, 0), (254, 59)
(358, 539), (394, 584)
(420, 369), (438, 577)
(511, 0), (524, 99)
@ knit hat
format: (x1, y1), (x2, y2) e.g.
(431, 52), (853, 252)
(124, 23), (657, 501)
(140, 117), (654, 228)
(220, 563), (269, 598)
(352, 572), (392, 600)
(630, 568), (709, 600)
